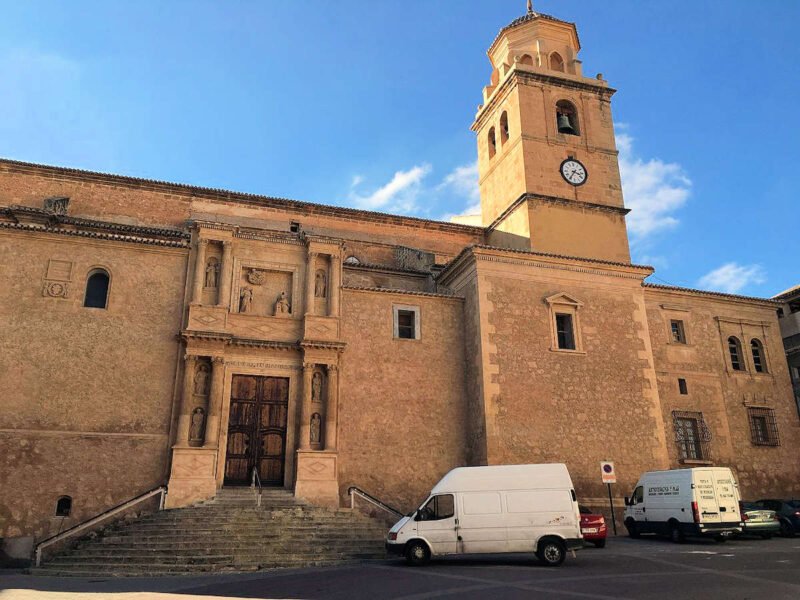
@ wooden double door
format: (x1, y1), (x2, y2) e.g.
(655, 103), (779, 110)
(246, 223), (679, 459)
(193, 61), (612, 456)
(224, 375), (289, 486)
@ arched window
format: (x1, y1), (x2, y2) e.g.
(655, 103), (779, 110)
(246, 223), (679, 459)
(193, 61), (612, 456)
(500, 111), (509, 143)
(751, 339), (767, 373)
(56, 496), (72, 517)
(550, 52), (565, 72)
(519, 54), (534, 66)
(488, 127), (497, 158)
(728, 336), (744, 371)
(556, 100), (580, 136)
(84, 269), (110, 309)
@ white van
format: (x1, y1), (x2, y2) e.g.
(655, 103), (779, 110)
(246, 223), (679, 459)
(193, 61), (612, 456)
(386, 464), (583, 566)
(623, 467), (743, 542)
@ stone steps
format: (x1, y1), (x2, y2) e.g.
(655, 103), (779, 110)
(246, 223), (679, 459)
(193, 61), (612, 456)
(34, 487), (389, 576)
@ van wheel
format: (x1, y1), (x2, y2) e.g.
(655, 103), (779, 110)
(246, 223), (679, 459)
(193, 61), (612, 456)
(625, 519), (640, 539)
(405, 541), (430, 566)
(669, 523), (685, 544)
(537, 539), (566, 566)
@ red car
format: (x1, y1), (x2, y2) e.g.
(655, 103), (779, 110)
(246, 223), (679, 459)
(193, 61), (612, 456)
(579, 505), (608, 548)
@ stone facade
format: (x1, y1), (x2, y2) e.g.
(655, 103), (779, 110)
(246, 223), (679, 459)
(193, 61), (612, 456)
(2, 8), (799, 544)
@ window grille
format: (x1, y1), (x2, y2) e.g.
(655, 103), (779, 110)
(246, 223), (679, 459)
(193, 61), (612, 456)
(747, 407), (780, 446)
(670, 320), (686, 344)
(728, 337), (744, 371)
(672, 410), (711, 461)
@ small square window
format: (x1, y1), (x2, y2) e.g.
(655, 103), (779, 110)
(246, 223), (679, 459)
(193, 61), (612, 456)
(678, 378), (688, 395)
(670, 320), (686, 344)
(393, 305), (420, 340)
(555, 313), (576, 350)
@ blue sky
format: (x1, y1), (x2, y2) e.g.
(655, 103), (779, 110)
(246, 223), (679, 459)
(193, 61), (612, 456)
(1, 1), (797, 297)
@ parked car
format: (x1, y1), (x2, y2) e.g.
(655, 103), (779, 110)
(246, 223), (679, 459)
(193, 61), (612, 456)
(579, 506), (607, 548)
(623, 467), (742, 542)
(755, 499), (800, 537)
(737, 502), (780, 539)
(386, 464), (583, 567)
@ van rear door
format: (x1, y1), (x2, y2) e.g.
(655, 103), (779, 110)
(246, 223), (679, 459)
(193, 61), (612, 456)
(694, 470), (722, 523)
(712, 470), (740, 522)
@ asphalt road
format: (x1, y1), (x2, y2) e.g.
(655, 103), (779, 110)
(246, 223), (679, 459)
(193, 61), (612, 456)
(2, 536), (800, 599)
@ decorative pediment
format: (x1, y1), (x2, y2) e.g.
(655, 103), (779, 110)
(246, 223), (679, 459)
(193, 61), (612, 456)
(544, 292), (583, 308)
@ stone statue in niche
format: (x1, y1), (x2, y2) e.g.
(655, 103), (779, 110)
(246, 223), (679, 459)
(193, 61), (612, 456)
(239, 286), (253, 313)
(310, 413), (322, 444)
(205, 259), (219, 288)
(312, 371), (323, 403)
(274, 291), (291, 316)
(189, 407), (205, 444)
(315, 270), (327, 298)
(193, 363), (210, 395)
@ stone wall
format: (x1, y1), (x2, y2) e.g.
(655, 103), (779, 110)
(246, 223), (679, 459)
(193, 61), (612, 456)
(645, 286), (800, 500)
(0, 229), (186, 539)
(337, 289), (468, 513)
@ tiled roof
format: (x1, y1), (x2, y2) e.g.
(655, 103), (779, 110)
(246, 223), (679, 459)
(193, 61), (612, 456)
(773, 284), (800, 301)
(489, 11), (580, 53)
(643, 282), (779, 305)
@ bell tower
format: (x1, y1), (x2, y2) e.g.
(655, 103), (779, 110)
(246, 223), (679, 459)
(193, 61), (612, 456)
(472, 4), (631, 263)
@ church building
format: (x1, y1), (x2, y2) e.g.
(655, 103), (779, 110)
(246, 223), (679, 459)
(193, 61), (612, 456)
(2, 6), (798, 545)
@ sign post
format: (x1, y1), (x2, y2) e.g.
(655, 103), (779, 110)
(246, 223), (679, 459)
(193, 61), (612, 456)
(600, 461), (617, 535)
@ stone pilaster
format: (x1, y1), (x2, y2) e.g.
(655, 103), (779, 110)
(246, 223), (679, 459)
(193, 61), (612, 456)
(329, 254), (341, 317)
(217, 241), (233, 309)
(192, 239), (208, 305)
(176, 354), (197, 446)
(299, 362), (314, 450)
(324, 365), (338, 451)
(204, 356), (225, 447)
(305, 251), (317, 316)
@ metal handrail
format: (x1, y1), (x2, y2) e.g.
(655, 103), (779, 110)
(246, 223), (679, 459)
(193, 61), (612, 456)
(348, 486), (403, 519)
(34, 485), (167, 567)
(251, 467), (262, 507)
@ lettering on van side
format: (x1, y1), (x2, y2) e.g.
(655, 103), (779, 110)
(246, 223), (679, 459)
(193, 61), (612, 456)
(647, 485), (679, 496)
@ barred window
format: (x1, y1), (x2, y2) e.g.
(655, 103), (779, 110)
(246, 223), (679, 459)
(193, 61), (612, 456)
(751, 339), (767, 373)
(672, 410), (711, 461)
(670, 320), (686, 344)
(728, 336), (744, 371)
(748, 407), (779, 446)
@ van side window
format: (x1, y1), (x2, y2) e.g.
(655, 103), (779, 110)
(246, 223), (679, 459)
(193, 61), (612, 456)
(419, 494), (455, 521)
(632, 486), (644, 504)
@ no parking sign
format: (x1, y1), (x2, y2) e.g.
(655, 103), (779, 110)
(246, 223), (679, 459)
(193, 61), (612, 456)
(601, 461), (616, 484)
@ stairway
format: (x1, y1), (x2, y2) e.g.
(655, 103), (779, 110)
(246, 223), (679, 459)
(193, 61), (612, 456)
(31, 488), (389, 577)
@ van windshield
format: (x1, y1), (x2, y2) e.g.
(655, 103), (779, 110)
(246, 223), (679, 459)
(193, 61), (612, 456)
(419, 494), (455, 521)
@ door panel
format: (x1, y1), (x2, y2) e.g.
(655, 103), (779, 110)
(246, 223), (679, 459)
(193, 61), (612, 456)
(224, 375), (290, 486)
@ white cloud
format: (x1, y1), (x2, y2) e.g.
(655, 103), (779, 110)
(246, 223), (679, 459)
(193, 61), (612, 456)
(618, 130), (691, 240)
(697, 262), (766, 294)
(349, 164), (431, 213)
(437, 161), (481, 222)
(350, 174), (364, 188)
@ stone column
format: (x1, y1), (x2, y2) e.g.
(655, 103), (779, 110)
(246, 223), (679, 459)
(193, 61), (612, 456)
(178, 354), (198, 445)
(192, 239), (208, 305)
(305, 251), (317, 316)
(204, 356), (225, 447)
(299, 362), (314, 450)
(329, 255), (341, 317)
(217, 241), (233, 309)
(324, 365), (338, 451)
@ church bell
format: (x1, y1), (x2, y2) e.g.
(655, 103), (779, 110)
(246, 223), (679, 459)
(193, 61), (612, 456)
(557, 113), (575, 134)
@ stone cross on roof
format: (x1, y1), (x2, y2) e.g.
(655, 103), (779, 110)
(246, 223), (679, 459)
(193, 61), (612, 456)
(527, 0), (534, 13)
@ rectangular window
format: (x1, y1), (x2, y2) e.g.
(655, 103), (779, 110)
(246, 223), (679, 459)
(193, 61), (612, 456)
(670, 319), (686, 344)
(555, 313), (576, 350)
(678, 378), (688, 395)
(393, 305), (420, 340)
(673, 410), (710, 461)
(748, 407), (779, 446)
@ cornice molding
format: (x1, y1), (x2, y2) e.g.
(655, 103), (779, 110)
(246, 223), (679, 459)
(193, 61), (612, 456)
(486, 192), (629, 233)
(644, 283), (778, 307)
(0, 220), (190, 248)
(342, 285), (461, 300)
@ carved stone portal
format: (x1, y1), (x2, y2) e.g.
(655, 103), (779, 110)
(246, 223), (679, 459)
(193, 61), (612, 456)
(189, 407), (206, 446)
(315, 269), (327, 298)
(194, 363), (210, 396)
(239, 286), (253, 313)
(310, 413), (322, 444)
(274, 291), (291, 317)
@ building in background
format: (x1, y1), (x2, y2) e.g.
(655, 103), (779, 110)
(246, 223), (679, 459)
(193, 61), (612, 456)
(2, 6), (798, 549)
(775, 286), (800, 413)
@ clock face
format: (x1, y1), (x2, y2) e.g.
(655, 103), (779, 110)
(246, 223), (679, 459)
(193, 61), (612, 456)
(560, 158), (587, 186)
